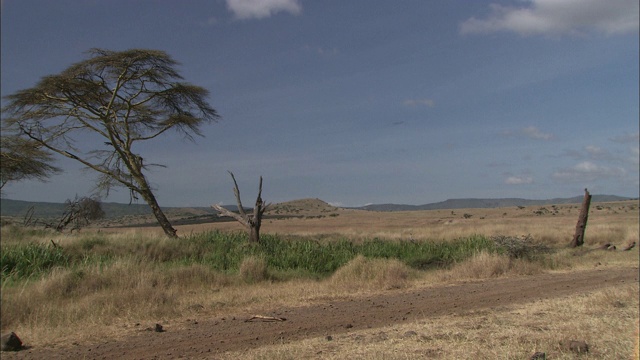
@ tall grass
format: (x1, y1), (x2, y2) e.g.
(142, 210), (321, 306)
(1, 229), (497, 283)
(1, 243), (70, 280)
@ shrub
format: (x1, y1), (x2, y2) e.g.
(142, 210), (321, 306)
(492, 234), (551, 260)
(330, 255), (413, 291)
(443, 251), (544, 281)
(447, 251), (511, 279)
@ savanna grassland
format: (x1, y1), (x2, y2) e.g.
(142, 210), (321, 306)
(1, 199), (638, 359)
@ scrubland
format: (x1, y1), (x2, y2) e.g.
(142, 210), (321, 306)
(1, 200), (638, 358)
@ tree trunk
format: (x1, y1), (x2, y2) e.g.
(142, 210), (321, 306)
(249, 225), (260, 243)
(139, 187), (177, 238)
(570, 188), (592, 248)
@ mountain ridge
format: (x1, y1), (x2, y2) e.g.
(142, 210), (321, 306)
(353, 195), (633, 212)
(0, 195), (635, 218)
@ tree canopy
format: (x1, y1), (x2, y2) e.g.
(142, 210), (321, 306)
(0, 133), (61, 193)
(2, 48), (219, 237)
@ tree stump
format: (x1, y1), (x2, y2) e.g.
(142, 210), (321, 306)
(570, 189), (592, 248)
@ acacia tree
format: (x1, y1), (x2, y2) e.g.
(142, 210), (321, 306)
(0, 133), (61, 194)
(2, 49), (219, 238)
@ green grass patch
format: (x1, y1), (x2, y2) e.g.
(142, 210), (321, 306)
(1, 230), (498, 283)
(1, 242), (70, 279)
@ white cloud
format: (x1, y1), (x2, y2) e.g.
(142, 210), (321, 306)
(460, 0), (639, 36)
(226, 0), (301, 20)
(522, 126), (554, 140)
(500, 126), (554, 140)
(403, 98), (435, 107)
(552, 161), (626, 182)
(584, 145), (617, 160)
(505, 175), (534, 185)
(610, 132), (640, 144)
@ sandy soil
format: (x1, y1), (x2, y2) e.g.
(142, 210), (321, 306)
(3, 266), (637, 359)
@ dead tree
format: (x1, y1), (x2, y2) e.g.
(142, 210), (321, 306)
(50, 196), (105, 232)
(570, 188), (592, 248)
(212, 172), (270, 243)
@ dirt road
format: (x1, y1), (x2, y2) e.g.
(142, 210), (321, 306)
(5, 267), (638, 359)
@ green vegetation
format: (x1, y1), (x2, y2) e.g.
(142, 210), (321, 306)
(1, 229), (498, 283)
(1, 242), (70, 279)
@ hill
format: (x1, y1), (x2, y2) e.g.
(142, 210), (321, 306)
(354, 195), (633, 212)
(267, 198), (341, 216)
(1, 195), (634, 221)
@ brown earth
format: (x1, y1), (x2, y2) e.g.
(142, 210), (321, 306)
(4, 267), (638, 360)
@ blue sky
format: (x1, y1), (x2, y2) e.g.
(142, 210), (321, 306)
(1, 0), (638, 207)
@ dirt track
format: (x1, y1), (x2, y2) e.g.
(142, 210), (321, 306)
(5, 267), (638, 359)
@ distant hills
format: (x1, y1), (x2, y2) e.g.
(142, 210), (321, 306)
(352, 195), (634, 212)
(0, 195), (635, 219)
(0, 198), (157, 219)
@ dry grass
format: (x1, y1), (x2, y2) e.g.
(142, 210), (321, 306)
(239, 255), (269, 283)
(174, 200), (639, 246)
(329, 255), (415, 291)
(440, 251), (545, 281)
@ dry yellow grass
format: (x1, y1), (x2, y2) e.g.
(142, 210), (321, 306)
(329, 255), (415, 291)
(172, 200), (639, 247)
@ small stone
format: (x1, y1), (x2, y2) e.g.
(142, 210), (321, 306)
(155, 324), (165, 332)
(529, 351), (546, 360)
(1, 332), (23, 352)
(326, 335), (333, 341)
(403, 331), (418, 338)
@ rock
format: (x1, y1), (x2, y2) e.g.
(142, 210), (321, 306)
(402, 330), (418, 338)
(561, 339), (589, 354)
(155, 324), (165, 332)
(1, 332), (23, 352)
(607, 245), (617, 251)
(326, 335), (333, 341)
(529, 352), (546, 360)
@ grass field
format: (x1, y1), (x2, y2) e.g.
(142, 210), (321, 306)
(1, 200), (638, 358)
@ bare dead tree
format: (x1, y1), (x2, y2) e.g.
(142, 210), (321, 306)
(212, 171), (270, 243)
(570, 188), (592, 248)
(49, 195), (105, 232)
(23, 206), (36, 226)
